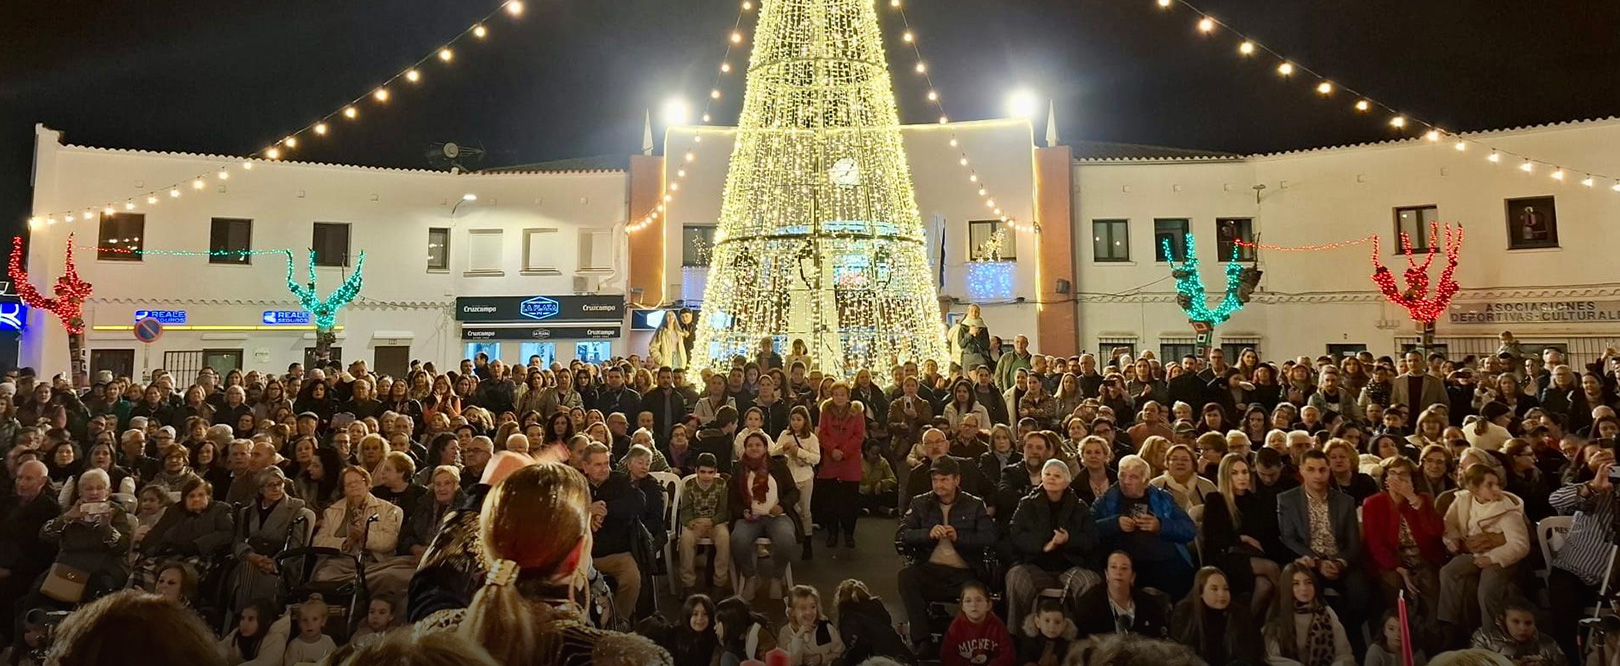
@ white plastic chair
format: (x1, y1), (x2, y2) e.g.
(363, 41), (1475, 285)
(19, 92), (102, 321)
(650, 471), (682, 594)
(1536, 515), (1574, 597)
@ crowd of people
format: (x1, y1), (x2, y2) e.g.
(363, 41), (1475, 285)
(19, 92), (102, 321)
(0, 320), (1618, 666)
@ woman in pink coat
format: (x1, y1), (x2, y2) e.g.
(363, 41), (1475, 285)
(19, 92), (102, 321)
(816, 382), (866, 556)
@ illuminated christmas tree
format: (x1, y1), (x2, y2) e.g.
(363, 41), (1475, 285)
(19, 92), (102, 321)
(690, 0), (946, 383)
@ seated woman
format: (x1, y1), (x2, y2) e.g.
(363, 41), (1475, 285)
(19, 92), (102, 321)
(1170, 567), (1263, 666)
(232, 466), (315, 611)
(312, 465), (408, 599)
(1074, 436), (1117, 505)
(293, 445), (344, 515)
(1148, 444), (1216, 513)
(1361, 456), (1444, 637)
(402, 465), (465, 562)
(1092, 454), (1197, 600)
(414, 433), (462, 486)
(1200, 453), (1282, 614)
(1440, 463), (1529, 633)
(59, 440), (136, 505)
(132, 476), (235, 591)
(412, 463), (671, 666)
(1324, 438), (1379, 506)
(728, 431), (801, 601)
(372, 451), (427, 524)
(1263, 563), (1355, 666)
(1004, 459), (1101, 628)
(21, 468), (134, 612)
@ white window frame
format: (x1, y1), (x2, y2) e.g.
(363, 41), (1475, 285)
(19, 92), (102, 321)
(521, 228), (560, 275)
(465, 229), (505, 276)
(577, 229), (613, 273)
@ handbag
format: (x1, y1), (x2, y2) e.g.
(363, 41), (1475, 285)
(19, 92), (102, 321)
(41, 562), (89, 603)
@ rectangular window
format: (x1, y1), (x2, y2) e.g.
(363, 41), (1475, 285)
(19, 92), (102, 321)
(1160, 342), (1197, 363)
(427, 228), (450, 271)
(312, 222), (351, 267)
(521, 228), (558, 274)
(1393, 205), (1437, 252)
(682, 226), (717, 267)
(578, 230), (613, 271)
(302, 347), (341, 369)
(968, 220), (1016, 261)
(464, 342), (501, 364)
(1221, 340), (1261, 363)
(1154, 218), (1190, 262)
(1092, 219), (1130, 262)
(97, 213), (145, 261)
(1215, 218), (1255, 261)
(468, 229), (505, 274)
(1098, 338), (1137, 358)
(575, 341), (612, 364)
(209, 218), (252, 265)
(520, 342), (556, 368)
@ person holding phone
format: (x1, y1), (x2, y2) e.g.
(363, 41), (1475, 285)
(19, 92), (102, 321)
(39, 468), (136, 600)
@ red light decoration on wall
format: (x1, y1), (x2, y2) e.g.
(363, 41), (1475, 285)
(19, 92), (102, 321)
(8, 235), (93, 335)
(1370, 222), (1462, 324)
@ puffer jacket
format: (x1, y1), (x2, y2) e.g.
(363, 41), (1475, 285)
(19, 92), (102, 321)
(1442, 489), (1530, 566)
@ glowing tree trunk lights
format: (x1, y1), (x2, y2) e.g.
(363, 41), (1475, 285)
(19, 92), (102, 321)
(688, 0), (947, 385)
(1371, 222), (1463, 350)
(283, 249), (366, 366)
(8, 235), (93, 386)
(1162, 233), (1261, 351)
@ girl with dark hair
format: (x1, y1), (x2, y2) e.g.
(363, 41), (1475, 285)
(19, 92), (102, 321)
(716, 596), (776, 665)
(293, 380), (335, 424)
(1263, 563), (1354, 666)
(294, 446), (345, 514)
(671, 594), (720, 666)
(1170, 567), (1263, 666)
(218, 598), (291, 665)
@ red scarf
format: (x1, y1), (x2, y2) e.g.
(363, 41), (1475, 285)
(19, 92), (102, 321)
(744, 453), (771, 504)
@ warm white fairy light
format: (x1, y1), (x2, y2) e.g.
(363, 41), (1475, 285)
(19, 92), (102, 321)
(314, 123), (328, 135)
(1488, 151), (1500, 162)
(1316, 81), (1333, 95)
(1424, 130), (1440, 141)
(217, 169), (230, 180)
(405, 69), (421, 83)
(1388, 116), (1406, 128)
(1582, 176), (1595, 187)
(373, 88), (390, 102)
(473, 24), (488, 38)
(1520, 160), (1534, 173)
(438, 48), (454, 62)
(343, 106), (358, 119)
(506, 0), (523, 16)
(1197, 17), (1214, 33)
(1238, 41), (1255, 55)
(1551, 169), (1565, 181)
(1354, 100), (1370, 112)
(1454, 140), (1467, 151)
(1276, 62), (1294, 76)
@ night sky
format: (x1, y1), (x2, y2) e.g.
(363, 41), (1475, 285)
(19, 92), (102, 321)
(2, 0), (1616, 240)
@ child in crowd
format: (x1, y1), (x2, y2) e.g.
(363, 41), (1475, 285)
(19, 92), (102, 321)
(1017, 599), (1077, 666)
(857, 441), (898, 517)
(733, 407), (767, 460)
(282, 594), (337, 666)
(348, 596), (398, 650)
(672, 594), (721, 666)
(941, 581), (1014, 666)
(218, 599), (290, 666)
(716, 596), (776, 666)
(1366, 610), (1428, 666)
(1469, 600), (1565, 666)
(677, 453), (732, 594)
(778, 585), (844, 666)
(1263, 564), (1355, 666)
(834, 578), (914, 665)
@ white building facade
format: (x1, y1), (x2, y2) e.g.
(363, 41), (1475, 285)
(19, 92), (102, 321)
(22, 115), (1620, 381)
(24, 125), (633, 383)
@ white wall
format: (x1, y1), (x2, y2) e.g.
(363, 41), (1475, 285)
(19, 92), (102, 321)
(25, 125), (631, 378)
(1071, 118), (1620, 362)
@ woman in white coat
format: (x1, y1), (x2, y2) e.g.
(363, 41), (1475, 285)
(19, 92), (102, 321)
(1439, 462), (1529, 630)
(775, 405), (821, 561)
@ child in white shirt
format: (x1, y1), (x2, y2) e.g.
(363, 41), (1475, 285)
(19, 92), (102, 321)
(282, 595), (337, 666)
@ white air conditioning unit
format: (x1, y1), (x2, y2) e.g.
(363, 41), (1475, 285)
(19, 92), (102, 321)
(573, 275), (600, 294)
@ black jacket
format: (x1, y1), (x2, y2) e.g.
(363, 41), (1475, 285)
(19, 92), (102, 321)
(0, 491), (59, 582)
(896, 490), (996, 562)
(1166, 375), (1209, 412)
(596, 386), (643, 420)
(638, 387), (691, 442)
(1073, 584), (1169, 640)
(903, 455), (989, 504)
(1009, 487), (1099, 571)
(589, 471), (646, 558)
(693, 427), (735, 475)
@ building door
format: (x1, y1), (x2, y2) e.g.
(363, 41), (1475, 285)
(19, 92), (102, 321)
(374, 345), (410, 378)
(89, 349), (135, 382)
(202, 349), (244, 376)
(304, 347), (343, 371)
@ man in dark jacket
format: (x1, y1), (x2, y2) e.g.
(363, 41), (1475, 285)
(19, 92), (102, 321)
(638, 367), (690, 446)
(584, 442), (646, 623)
(1005, 458), (1101, 628)
(895, 456), (996, 653)
(1166, 356), (1209, 411)
(995, 431), (1054, 529)
(903, 428), (988, 505)
(0, 461), (58, 635)
(748, 378), (792, 439)
(595, 366), (642, 421)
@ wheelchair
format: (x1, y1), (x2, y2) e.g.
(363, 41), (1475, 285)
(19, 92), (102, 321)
(129, 542), (236, 631)
(273, 546), (371, 643)
(894, 536), (1004, 650)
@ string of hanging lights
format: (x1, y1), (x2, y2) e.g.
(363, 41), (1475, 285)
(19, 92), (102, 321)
(889, 1), (1038, 233)
(28, 0), (531, 229)
(1143, 0), (1620, 193)
(628, 1), (755, 233)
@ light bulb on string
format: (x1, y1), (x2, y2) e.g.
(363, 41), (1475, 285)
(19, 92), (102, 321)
(731, 31), (743, 43)
(506, 0), (523, 16)
(405, 69), (421, 83)
(102, 206), (115, 216)
(217, 169), (230, 180)
(1316, 81), (1333, 95)
(373, 88), (390, 102)
(1197, 17), (1214, 32)
(1354, 100), (1370, 112)
(1612, 182), (1620, 192)
(1238, 41), (1254, 55)
(438, 48), (454, 62)
(1388, 116), (1406, 128)
(146, 195), (158, 205)
(741, 0), (752, 9)
(192, 178), (205, 190)
(1156, 0), (1171, 7)
(1453, 141), (1467, 151)
(314, 123), (328, 135)
(1276, 62), (1294, 76)
(720, 62), (731, 73)
(473, 24), (487, 38)
(283, 137), (298, 148)
(169, 188), (181, 198)
(1424, 130), (1440, 141)
(1487, 151), (1500, 162)
(926, 90), (938, 101)
(1519, 160), (1533, 173)
(915, 62), (927, 73)
(1581, 176), (1594, 187)
(124, 201), (135, 211)
(343, 107), (358, 119)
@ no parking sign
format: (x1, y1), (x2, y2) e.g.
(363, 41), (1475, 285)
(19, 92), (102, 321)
(134, 316), (163, 343)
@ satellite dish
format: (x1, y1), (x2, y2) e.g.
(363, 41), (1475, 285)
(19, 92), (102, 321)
(425, 142), (486, 171)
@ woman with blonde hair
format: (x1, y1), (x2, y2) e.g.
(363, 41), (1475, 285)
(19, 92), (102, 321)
(1137, 435), (1172, 477)
(416, 463), (670, 665)
(1201, 452), (1282, 613)
(1407, 406), (1448, 450)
